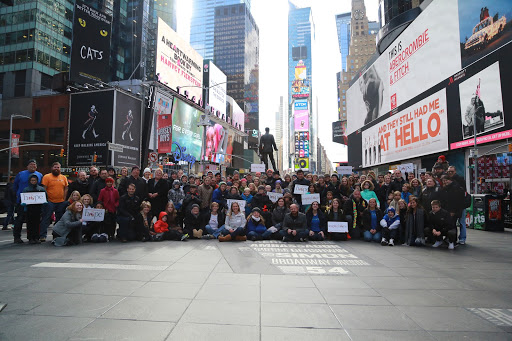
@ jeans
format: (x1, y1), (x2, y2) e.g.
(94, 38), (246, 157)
(3, 200), (15, 228)
(206, 225), (226, 238)
(41, 201), (68, 238)
(279, 229), (308, 241)
(247, 230), (273, 240)
(459, 209), (466, 242)
(13, 204), (27, 239)
(117, 216), (136, 241)
(221, 227), (245, 238)
(308, 231), (325, 241)
(382, 227), (397, 241)
(363, 230), (382, 242)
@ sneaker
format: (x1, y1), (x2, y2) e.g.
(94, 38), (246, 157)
(39, 237), (46, 243)
(458, 240), (466, 245)
(381, 238), (388, 246)
(388, 239), (394, 246)
(448, 242), (455, 250)
(414, 238), (425, 246)
(14, 238), (24, 244)
(432, 240), (443, 248)
(181, 234), (189, 241)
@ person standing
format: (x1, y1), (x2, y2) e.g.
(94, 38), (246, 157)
(12, 159), (42, 243)
(118, 166), (148, 200)
(21, 175), (47, 244)
(67, 171), (89, 200)
(197, 176), (214, 215)
(97, 177), (120, 239)
(90, 169), (108, 203)
(117, 183), (141, 242)
(40, 162), (68, 242)
(147, 168), (169, 217)
(87, 166), (99, 193)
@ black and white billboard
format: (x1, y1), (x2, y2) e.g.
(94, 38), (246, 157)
(112, 92), (143, 168)
(68, 90), (114, 166)
(70, 0), (112, 84)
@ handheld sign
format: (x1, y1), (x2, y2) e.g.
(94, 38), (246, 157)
(397, 163), (414, 174)
(301, 193), (320, 205)
(293, 184), (308, 195)
(82, 208), (105, 222)
(227, 199), (246, 214)
(328, 221), (348, 233)
(20, 192), (46, 205)
(251, 163), (266, 173)
(268, 192), (283, 203)
(336, 166), (353, 175)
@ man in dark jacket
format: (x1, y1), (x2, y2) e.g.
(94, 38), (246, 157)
(116, 183), (141, 241)
(290, 169), (310, 209)
(322, 174), (341, 199)
(425, 200), (456, 248)
(440, 176), (465, 219)
(90, 169), (108, 203)
(118, 166), (148, 200)
(343, 189), (368, 239)
(259, 127), (278, 171)
(252, 186), (273, 211)
(182, 184), (202, 213)
(388, 169), (406, 196)
(87, 166), (99, 194)
(377, 174), (391, 210)
(419, 178), (440, 213)
(67, 171), (89, 200)
(281, 204), (308, 242)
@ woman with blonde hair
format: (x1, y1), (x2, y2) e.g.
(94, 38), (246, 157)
(80, 194), (93, 208)
(219, 201), (247, 241)
(68, 190), (81, 204)
(361, 180), (380, 207)
(52, 201), (85, 246)
(135, 201), (153, 242)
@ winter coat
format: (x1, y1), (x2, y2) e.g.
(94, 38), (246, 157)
(224, 212), (246, 229)
(419, 186), (440, 213)
(405, 208), (426, 245)
(90, 178), (107, 203)
(117, 194), (141, 219)
(98, 186), (120, 214)
(67, 179), (89, 200)
(148, 178), (170, 214)
(389, 177), (406, 196)
(440, 182), (465, 217)
(251, 193), (273, 211)
(272, 206), (290, 227)
(197, 184), (214, 210)
(282, 212), (308, 232)
(212, 188), (228, 210)
(427, 208), (454, 235)
(183, 211), (202, 231)
(362, 208), (383, 232)
(361, 189), (380, 207)
(246, 218), (267, 234)
(380, 210), (400, 231)
(52, 210), (82, 242)
(168, 187), (185, 209)
(182, 192), (202, 213)
(119, 176), (148, 201)
(241, 193), (253, 216)
(153, 212), (169, 233)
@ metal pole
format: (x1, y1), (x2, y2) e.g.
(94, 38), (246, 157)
(474, 106), (478, 196)
(7, 115), (12, 182)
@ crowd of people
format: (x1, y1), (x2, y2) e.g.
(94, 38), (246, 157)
(2, 154), (469, 249)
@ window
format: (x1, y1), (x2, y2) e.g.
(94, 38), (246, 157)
(24, 129), (45, 143)
(58, 108), (65, 121)
(35, 109), (41, 123)
(49, 128), (64, 143)
(292, 46), (307, 61)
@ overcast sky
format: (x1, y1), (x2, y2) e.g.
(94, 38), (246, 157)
(178, 0), (380, 167)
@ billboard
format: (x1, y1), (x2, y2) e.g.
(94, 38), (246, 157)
(294, 158), (309, 171)
(291, 60), (310, 98)
(156, 18), (203, 103)
(361, 89), (448, 168)
(203, 120), (229, 164)
(68, 90), (114, 166)
(294, 110), (309, 132)
(347, 0), (461, 135)
(244, 66), (259, 131)
(112, 92), (142, 168)
(332, 121), (348, 145)
(70, 1), (112, 84)
(172, 97), (202, 160)
(229, 96), (245, 132)
(295, 131), (310, 158)
(204, 61), (227, 119)
(149, 91), (174, 154)
(459, 1), (512, 68)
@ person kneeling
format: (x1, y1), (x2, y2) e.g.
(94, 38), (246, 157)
(52, 201), (85, 246)
(246, 208), (272, 241)
(380, 207), (400, 246)
(281, 204), (308, 242)
(425, 200), (456, 250)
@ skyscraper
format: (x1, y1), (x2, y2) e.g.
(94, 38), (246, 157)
(213, 3), (259, 135)
(335, 13), (351, 72)
(190, 0), (251, 60)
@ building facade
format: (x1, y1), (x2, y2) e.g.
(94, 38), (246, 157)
(335, 12), (351, 72)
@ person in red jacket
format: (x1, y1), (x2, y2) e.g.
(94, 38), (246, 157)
(97, 177), (119, 239)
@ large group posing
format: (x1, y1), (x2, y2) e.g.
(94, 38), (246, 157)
(4, 154), (468, 249)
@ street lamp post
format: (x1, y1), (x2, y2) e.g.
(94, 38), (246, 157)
(8, 114), (31, 181)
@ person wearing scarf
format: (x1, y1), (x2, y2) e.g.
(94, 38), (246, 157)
(342, 189), (367, 240)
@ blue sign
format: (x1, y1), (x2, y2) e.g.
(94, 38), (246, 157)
(294, 101), (308, 110)
(171, 141), (196, 166)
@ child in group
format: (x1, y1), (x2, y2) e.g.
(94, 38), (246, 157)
(241, 188), (253, 216)
(388, 191), (401, 211)
(401, 183), (412, 204)
(22, 174), (47, 244)
(87, 202), (109, 243)
(153, 212), (169, 241)
(380, 207), (400, 246)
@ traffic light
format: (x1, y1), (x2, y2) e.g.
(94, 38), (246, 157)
(60, 149), (65, 157)
(93, 154), (98, 163)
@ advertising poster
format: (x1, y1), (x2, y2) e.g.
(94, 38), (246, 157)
(70, 0), (112, 84)
(68, 90), (114, 166)
(244, 67), (259, 131)
(361, 89), (448, 167)
(347, 0), (461, 135)
(230, 97), (245, 132)
(294, 158), (309, 171)
(112, 92), (142, 167)
(11, 134), (20, 158)
(204, 61), (227, 119)
(203, 121), (229, 164)
(459, 0), (512, 68)
(291, 60), (310, 98)
(294, 110), (309, 132)
(295, 131), (310, 158)
(224, 129), (235, 166)
(459, 61), (504, 140)
(172, 98), (202, 160)
(156, 18), (203, 102)
(332, 121), (348, 145)
(154, 91), (174, 154)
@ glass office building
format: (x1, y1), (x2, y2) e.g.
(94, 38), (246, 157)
(335, 13), (351, 72)
(214, 2), (259, 133)
(190, 0), (250, 60)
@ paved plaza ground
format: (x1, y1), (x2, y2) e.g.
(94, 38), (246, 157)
(0, 226), (511, 341)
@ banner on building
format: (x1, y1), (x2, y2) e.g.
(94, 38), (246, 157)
(332, 121), (347, 145)
(112, 91), (143, 168)
(292, 60), (309, 98)
(70, 0), (112, 84)
(172, 97), (202, 160)
(203, 60), (227, 119)
(361, 89), (448, 168)
(294, 110), (309, 132)
(203, 120), (229, 164)
(149, 91), (174, 154)
(11, 133), (20, 158)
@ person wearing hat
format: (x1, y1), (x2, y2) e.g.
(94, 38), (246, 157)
(379, 206), (400, 246)
(246, 207), (272, 241)
(212, 181), (228, 211)
(67, 171), (90, 201)
(183, 204), (203, 238)
(118, 166), (148, 200)
(12, 159), (42, 243)
(21, 174), (47, 244)
(98, 177), (120, 239)
(168, 180), (185, 212)
(142, 167), (152, 183)
(90, 169), (108, 203)
(182, 183), (202, 214)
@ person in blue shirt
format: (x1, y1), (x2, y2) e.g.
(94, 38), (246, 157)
(212, 182), (228, 211)
(246, 208), (271, 241)
(306, 201), (327, 241)
(362, 198), (383, 243)
(380, 206), (401, 246)
(12, 159), (42, 244)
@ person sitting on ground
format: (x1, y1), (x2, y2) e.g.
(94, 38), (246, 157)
(183, 204), (203, 239)
(202, 202), (226, 239)
(271, 197), (289, 237)
(22, 174), (47, 244)
(326, 198), (348, 241)
(306, 201), (327, 241)
(380, 207), (400, 246)
(404, 196), (426, 246)
(52, 201), (85, 246)
(281, 203), (308, 242)
(246, 207), (271, 241)
(343, 189), (367, 240)
(134, 201), (153, 242)
(361, 180), (380, 208)
(321, 191), (334, 213)
(84, 201), (108, 242)
(241, 188), (253, 216)
(362, 198), (383, 243)
(425, 200), (456, 250)
(153, 211), (171, 241)
(163, 202), (188, 241)
(219, 202), (247, 241)
(252, 185), (273, 211)
(397, 199), (408, 243)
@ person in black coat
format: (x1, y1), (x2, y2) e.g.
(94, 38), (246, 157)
(182, 184), (202, 213)
(90, 169), (108, 203)
(419, 178), (440, 213)
(134, 201), (153, 242)
(66, 171), (89, 200)
(290, 169), (310, 208)
(388, 170), (406, 197)
(425, 200), (457, 246)
(183, 204), (203, 238)
(342, 190), (368, 239)
(252, 186), (273, 211)
(306, 201), (327, 241)
(201, 202), (226, 239)
(116, 183), (141, 242)
(440, 176), (465, 219)
(147, 168), (169, 217)
(118, 166), (148, 201)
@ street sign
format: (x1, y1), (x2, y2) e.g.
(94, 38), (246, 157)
(108, 143), (124, 153)
(149, 152), (158, 163)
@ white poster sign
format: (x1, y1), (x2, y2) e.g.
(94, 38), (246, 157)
(205, 164), (219, 173)
(206, 61), (227, 119)
(347, 0), (461, 135)
(301, 193), (321, 205)
(336, 166), (353, 175)
(251, 163), (266, 173)
(82, 208), (105, 222)
(328, 222), (348, 233)
(268, 192), (284, 203)
(293, 185), (309, 195)
(398, 163), (414, 174)
(361, 89), (448, 167)
(227, 199), (246, 214)
(20, 192), (46, 205)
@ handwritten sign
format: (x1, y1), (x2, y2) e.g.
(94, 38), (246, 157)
(268, 192), (283, 203)
(227, 199), (246, 214)
(251, 163), (266, 173)
(336, 166), (353, 175)
(82, 208), (105, 222)
(398, 163), (414, 174)
(301, 193), (321, 205)
(293, 184), (308, 195)
(206, 164), (218, 173)
(20, 192), (46, 205)
(328, 221), (348, 233)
